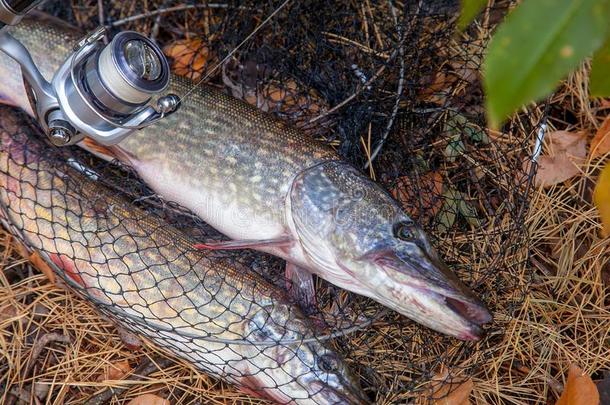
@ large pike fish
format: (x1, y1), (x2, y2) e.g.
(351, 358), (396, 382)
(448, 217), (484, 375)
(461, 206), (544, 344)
(0, 108), (366, 405)
(0, 14), (492, 340)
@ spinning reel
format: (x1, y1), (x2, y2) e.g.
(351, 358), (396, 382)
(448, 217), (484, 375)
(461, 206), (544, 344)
(0, 0), (179, 146)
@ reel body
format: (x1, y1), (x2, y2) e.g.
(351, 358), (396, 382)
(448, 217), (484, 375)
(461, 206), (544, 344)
(0, 0), (179, 145)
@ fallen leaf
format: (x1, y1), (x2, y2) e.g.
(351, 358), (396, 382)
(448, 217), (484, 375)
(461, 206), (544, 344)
(594, 162), (610, 238)
(418, 71), (454, 104)
(391, 171), (444, 221)
(535, 131), (587, 188)
(117, 325), (143, 350)
(126, 394), (170, 405)
(590, 115), (610, 159)
(424, 369), (473, 405)
(11, 237), (29, 258)
(0, 303), (18, 323)
(163, 39), (211, 80)
(29, 251), (56, 284)
(96, 359), (133, 382)
(556, 364), (599, 405)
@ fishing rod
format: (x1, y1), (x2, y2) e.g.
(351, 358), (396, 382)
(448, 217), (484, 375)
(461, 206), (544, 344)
(0, 0), (180, 146)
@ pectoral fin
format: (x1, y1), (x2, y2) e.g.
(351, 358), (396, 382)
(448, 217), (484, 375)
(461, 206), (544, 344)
(285, 262), (317, 313)
(193, 236), (293, 251)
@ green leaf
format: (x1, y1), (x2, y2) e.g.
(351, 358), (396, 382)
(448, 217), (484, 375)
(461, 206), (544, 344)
(437, 202), (457, 233)
(457, 194), (481, 227)
(465, 124), (490, 144)
(590, 35), (610, 97)
(484, 0), (610, 129)
(444, 136), (465, 162)
(458, 0), (487, 31)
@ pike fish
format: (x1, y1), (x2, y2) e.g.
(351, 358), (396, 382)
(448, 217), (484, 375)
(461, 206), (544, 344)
(0, 15), (492, 340)
(0, 108), (366, 405)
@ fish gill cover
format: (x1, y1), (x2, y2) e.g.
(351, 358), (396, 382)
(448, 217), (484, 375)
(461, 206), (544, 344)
(0, 0), (543, 403)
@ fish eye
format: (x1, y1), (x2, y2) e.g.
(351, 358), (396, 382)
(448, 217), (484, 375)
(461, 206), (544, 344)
(318, 353), (339, 373)
(393, 221), (414, 241)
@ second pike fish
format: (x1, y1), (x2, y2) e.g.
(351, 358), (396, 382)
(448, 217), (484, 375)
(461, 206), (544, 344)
(0, 15), (492, 340)
(0, 109), (366, 405)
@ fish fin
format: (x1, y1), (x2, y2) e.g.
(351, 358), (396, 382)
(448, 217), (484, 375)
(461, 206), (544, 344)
(193, 236), (293, 251)
(79, 137), (135, 164)
(285, 262), (317, 313)
(48, 253), (85, 287)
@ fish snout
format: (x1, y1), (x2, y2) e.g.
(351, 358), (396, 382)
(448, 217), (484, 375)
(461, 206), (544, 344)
(364, 248), (492, 340)
(310, 381), (370, 405)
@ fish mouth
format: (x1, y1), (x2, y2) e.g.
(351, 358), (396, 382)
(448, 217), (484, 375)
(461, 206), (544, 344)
(311, 381), (370, 405)
(426, 288), (493, 340)
(364, 249), (492, 340)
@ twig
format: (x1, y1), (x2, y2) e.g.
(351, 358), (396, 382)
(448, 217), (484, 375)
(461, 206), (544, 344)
(97, 0), (104, 26)
(84, 357), (174, 405)
(307, 50), (397, 125)
(513, 361), (563, 393)
(24, 333), (71, 379)
(108, 4), (247, 27)
(8, 387), (33, 404)
(364, 0), (410, 169)
(5, 333), (71, 405)
(150, 0), (170, 41)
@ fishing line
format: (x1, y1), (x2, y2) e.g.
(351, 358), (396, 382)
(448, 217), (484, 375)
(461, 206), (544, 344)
(177, 0), (292, 105)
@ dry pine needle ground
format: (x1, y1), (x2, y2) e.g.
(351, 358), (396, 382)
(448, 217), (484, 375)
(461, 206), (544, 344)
(1, 1), (609, 404)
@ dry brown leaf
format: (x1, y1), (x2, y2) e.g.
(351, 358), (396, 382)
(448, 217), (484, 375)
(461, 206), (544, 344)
(0, 302), (18, 323)
(535, 131), (587, 188)
(163, 39), (211, 80)
(418, 71), (455, 104)
(391, 171), (444, 221)
(590, 115), (610, 159)
(556, 364), (599, 405)
(96, 359), (133, 382)
(29, 251), (56, 284)
(421, 369), (473, 405)
(12, 237), (30, 258)
(126, 394), (170, 405)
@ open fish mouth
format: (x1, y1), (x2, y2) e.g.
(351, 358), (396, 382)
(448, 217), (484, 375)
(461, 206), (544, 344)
(405, 280), (493, 341)
(369, 250), (492, 340)
(432, 290), (493, 340)
(310, 381), (370, 405)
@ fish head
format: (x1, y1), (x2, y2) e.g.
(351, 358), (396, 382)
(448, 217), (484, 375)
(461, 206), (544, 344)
(240, 304), (368, 404)
(289, 161), (492, 340)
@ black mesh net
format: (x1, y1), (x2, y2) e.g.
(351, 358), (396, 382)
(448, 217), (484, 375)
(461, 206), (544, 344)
(0, 0), (544, 403)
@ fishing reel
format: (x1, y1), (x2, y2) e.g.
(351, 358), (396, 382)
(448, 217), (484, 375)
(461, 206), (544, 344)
(0, 0), (179, 146)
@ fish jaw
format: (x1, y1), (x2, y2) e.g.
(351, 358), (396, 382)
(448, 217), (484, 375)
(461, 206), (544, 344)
(289, 161), (492, 340)
(239, 304), (368, 405)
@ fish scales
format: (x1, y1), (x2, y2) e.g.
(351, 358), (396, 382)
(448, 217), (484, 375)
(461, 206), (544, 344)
(0, 15), (492, 340)
(0, 110), (365, 405)
(0, 18), (338, 239)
